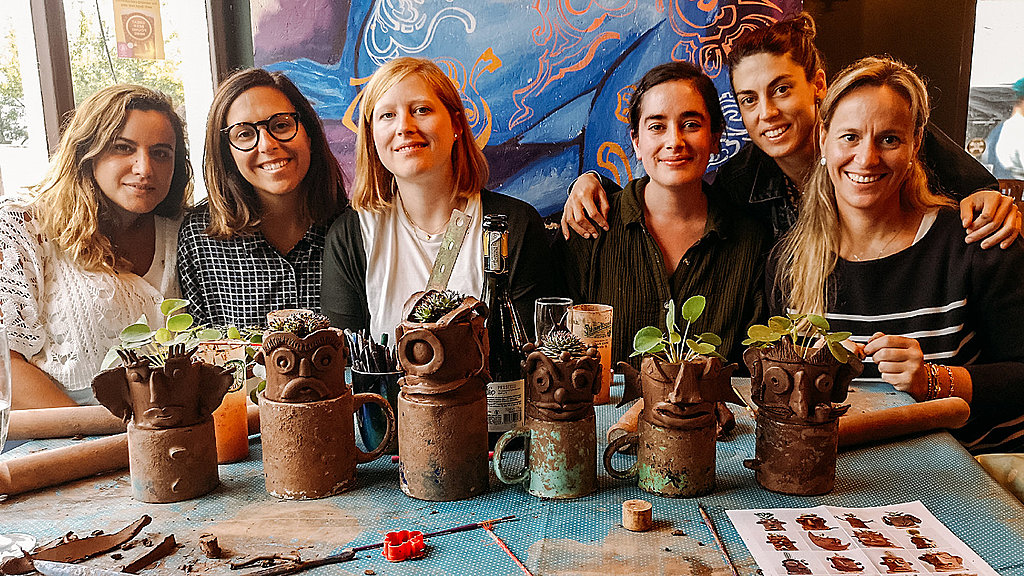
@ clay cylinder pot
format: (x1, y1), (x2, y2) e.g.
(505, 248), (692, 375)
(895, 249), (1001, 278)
(604, 416), (717, 497)
(397, 385), (489, 501)
(127, 419), (219, 503)
(259, 390), (394, 499)
(743, 412), (839, 496)
(493, 412), (597, 499)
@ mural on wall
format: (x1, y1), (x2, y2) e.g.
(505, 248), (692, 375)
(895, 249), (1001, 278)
(252, 0), (802, 217)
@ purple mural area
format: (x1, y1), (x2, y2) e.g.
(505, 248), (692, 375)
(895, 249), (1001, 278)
(252, 0), (802, 216)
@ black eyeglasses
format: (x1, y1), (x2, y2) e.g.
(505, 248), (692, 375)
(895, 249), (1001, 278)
(221, 112), (301, 152)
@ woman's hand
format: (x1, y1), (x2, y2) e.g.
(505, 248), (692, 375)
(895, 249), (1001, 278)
(560, 173), (611, 240)
(862, 332), (929, 400)
(961, 190), (1021, 249)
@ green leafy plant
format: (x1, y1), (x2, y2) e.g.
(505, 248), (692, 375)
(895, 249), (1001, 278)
(631, 296), (725, 364)
(102, 298), (262, 369)
(741, 313), (852, 363)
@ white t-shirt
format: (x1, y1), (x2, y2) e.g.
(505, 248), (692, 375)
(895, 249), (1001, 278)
(358, 193), (484, 341)
(996, 113), (1024, 180)
(0, 201), (180, 405)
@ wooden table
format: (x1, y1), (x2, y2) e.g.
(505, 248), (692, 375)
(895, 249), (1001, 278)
(2, 380), (1022, 575)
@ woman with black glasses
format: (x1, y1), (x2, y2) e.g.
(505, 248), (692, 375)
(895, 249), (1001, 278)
(177, 68), (346, 328)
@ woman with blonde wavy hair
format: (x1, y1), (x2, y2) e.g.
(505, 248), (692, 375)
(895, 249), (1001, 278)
(0, 84), (191, 408)
(773, 56), (1024, 454)
(321, 57), (552, 340)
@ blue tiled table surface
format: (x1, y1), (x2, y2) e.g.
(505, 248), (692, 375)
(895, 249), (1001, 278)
(1, 380), (1022, 576)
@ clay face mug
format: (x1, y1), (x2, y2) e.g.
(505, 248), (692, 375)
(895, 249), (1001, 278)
(604, 416), (717, 497)
(522, 344), (601, 422)
(259, 329), (348, 403)
(492, 413), (597, 499)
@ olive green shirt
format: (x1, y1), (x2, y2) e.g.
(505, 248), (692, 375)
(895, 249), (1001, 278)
(562, 177), (770, 366)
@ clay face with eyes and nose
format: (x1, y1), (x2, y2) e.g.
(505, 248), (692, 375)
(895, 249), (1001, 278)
(522, 342), (601, 421)
(619, 356), (740, 430)
(258, 330), (347, 403)
(92, 346), (232, 430)
(744, 339), (862, 424)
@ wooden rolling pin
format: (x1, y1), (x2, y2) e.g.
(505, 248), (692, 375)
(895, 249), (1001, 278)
(606, 397), (971, 448)
(838, 396), (970, 448)
(8, 406), (126, 440)
(607, 400), (643, 443)
(0, 433), (128, 496)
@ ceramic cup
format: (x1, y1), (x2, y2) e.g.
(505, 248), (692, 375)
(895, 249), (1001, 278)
(351, 370), (401, 454)
(492, 413), (596, 499)
(603, 417), (716, 497)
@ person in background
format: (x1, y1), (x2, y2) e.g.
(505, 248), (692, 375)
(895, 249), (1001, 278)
(177, 68), (345, 328)
(994, 77), (1024, 180)
(561, 61), (770, 366)
(774, 56), (1024, 454)
(561, 13), (1020, 247)
(321, 57), (552, 340)
(0, 85), (190, 408)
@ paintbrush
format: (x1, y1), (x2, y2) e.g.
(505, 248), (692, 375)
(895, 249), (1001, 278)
(698, 503), (739, 576)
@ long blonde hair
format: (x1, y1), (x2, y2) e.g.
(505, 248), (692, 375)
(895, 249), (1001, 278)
(29, 84), (191, 273)
(352, 57), (488, 212)
(776, 56), (954, 315)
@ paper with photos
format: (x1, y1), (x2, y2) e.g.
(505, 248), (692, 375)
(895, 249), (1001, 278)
(726, 501), (997, 576)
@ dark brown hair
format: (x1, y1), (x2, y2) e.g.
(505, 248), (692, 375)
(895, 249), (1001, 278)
(725, 12), (825, 84)
(203, 68), (344, 238)
(628, 61), (725, 138)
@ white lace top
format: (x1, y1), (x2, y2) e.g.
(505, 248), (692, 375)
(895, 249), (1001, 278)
(0, 201), (181, 405)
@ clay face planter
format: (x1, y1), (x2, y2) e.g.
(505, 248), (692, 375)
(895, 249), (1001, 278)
(92, 347), (232, 503)
(492, 343), (601, 499)
(395, 293), (490, 501)
(604, 355), (738, 497)
(743, 339), (863, 496)
(257, 329), (394, 499)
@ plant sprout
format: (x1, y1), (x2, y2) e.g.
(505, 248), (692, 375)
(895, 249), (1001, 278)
(631, 296), (725, 363)
(741, 313), (852, 363)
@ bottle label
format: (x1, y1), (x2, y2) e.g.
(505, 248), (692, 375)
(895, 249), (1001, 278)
(483, 229), (508, 274)
(486, 378), (524, 433)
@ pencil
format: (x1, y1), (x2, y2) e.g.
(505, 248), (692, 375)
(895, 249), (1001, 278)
(698, 502), (739, 576)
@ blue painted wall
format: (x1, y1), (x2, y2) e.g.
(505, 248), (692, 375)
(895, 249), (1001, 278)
(253, 0), (802, 217)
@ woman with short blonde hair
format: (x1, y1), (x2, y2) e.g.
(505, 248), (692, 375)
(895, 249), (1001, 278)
(322, 57), (552, 340)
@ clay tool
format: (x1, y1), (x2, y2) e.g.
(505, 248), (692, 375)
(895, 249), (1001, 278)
(838, 397), (970, 448)
(8, 406), (126, 440)
(607, 400), (643, 443)
(698, 503), (738, 576)
(425, 207), (472, 291)
(0, 434), (128, 497)
(482, 521), (532, 576)
(243, 516), (518, 576)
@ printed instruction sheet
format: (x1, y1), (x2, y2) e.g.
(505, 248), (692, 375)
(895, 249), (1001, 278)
(727, 501), (997, 575)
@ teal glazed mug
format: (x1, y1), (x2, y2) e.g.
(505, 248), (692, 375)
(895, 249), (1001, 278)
(492, 413), (597, 499)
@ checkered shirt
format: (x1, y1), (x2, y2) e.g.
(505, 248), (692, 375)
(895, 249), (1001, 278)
(177, 203), (329, 328)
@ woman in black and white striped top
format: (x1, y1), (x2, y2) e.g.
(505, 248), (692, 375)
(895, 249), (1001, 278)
(772, 56), (1024, 454)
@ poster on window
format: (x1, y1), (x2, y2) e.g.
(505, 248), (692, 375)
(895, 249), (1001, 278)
(112, 0), (164, 60)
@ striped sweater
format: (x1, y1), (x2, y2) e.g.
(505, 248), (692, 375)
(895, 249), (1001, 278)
(774, 208), (1024, 454)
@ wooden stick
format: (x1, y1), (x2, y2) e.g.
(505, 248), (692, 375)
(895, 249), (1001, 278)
(0, 434), (128, 496)
(698, 503), (739, 576)
(482, 523), (532, 576)
(8, 406), (125, 440)
(839, 397), (970, 448)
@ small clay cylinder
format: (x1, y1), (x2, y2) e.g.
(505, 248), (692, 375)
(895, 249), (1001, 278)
(493, 412), (597, 499)
(744, 412), (839, 496)
(398, 386), (488, 501)
(259, 392), (356, 499)
(622, 499), (653, 532)
(127, 419), (219, 503)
